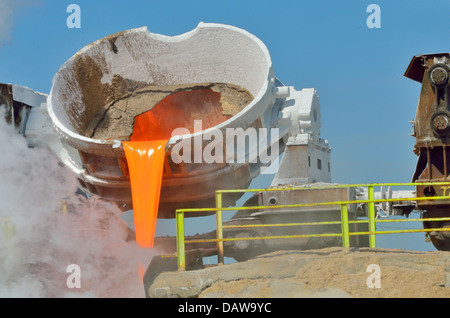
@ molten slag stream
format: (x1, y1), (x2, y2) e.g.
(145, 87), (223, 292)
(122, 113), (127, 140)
(123, 89), (226, 247)
(123, 140), (167, 248)
(122, 89), (228, 282)
(123, 113), (170, 285)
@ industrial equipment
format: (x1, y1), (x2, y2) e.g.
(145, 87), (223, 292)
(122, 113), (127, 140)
(1, 24), (446, 282)
(406, 53), (450, 251)
(0, 24), (367, 253)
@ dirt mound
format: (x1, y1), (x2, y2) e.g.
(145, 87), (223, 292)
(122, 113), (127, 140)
(148, 247), (450, 298)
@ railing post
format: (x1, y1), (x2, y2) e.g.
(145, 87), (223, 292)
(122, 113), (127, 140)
(176, 211), (186, 271)
(367, 185), (376, 248)
(62, 201), (67, 216)
(340, 204), (350, 248)
(216, 191), (224, 265)
(2, 218), (14, 241)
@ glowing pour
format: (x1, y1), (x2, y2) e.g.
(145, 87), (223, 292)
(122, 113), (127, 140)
(123, 88), (229, 249)
(123, 140), (167, 248)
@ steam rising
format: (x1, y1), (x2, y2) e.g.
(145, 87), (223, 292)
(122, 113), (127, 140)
(0, 113), (149, 298)
(0, 0), (38, 47)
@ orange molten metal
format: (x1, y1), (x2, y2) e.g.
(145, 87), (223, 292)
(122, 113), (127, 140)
(123, 140), (167, 248)
(123, 88), (227, 248)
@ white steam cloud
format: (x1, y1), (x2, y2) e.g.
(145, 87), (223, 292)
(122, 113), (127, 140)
(0, 0), (39, 47)
(0, 112), (151, 298)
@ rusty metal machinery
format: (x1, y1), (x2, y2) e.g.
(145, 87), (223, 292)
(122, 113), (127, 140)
(406, 52), (450, 250)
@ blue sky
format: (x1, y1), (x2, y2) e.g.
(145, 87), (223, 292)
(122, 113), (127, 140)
(1, 0), (449, 251)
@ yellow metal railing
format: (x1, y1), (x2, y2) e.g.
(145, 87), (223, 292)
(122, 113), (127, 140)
(174, 182), (450, 271)
(2, 218), (15, 241)
(1, 201), (68, 243)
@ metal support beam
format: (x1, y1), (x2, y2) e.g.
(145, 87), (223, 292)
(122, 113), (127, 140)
(340, 204), (350, 248)
(367, 185), (376, 248)
(216, 192), (224, 265)
(176, 211), (186, 271)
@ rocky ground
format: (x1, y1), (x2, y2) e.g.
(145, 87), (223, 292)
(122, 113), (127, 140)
(148, 247), (450, 298)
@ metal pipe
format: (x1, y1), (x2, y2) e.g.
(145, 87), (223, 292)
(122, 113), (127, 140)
(367, 185), (376, 248)
(186, 232), (343, 244)
(215, 192), (224, 266)
(184, 227), (450, 245)
(223, 220), (342, 229)
(375, 216), (450, 223)
(340, 204), (350, 248)
(177, 194), (450, 214)
(349, 227), (450, 236)
(215, 181), (450, 194)
(176, 211), (186, 271)
(186, 217), (450, 244)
